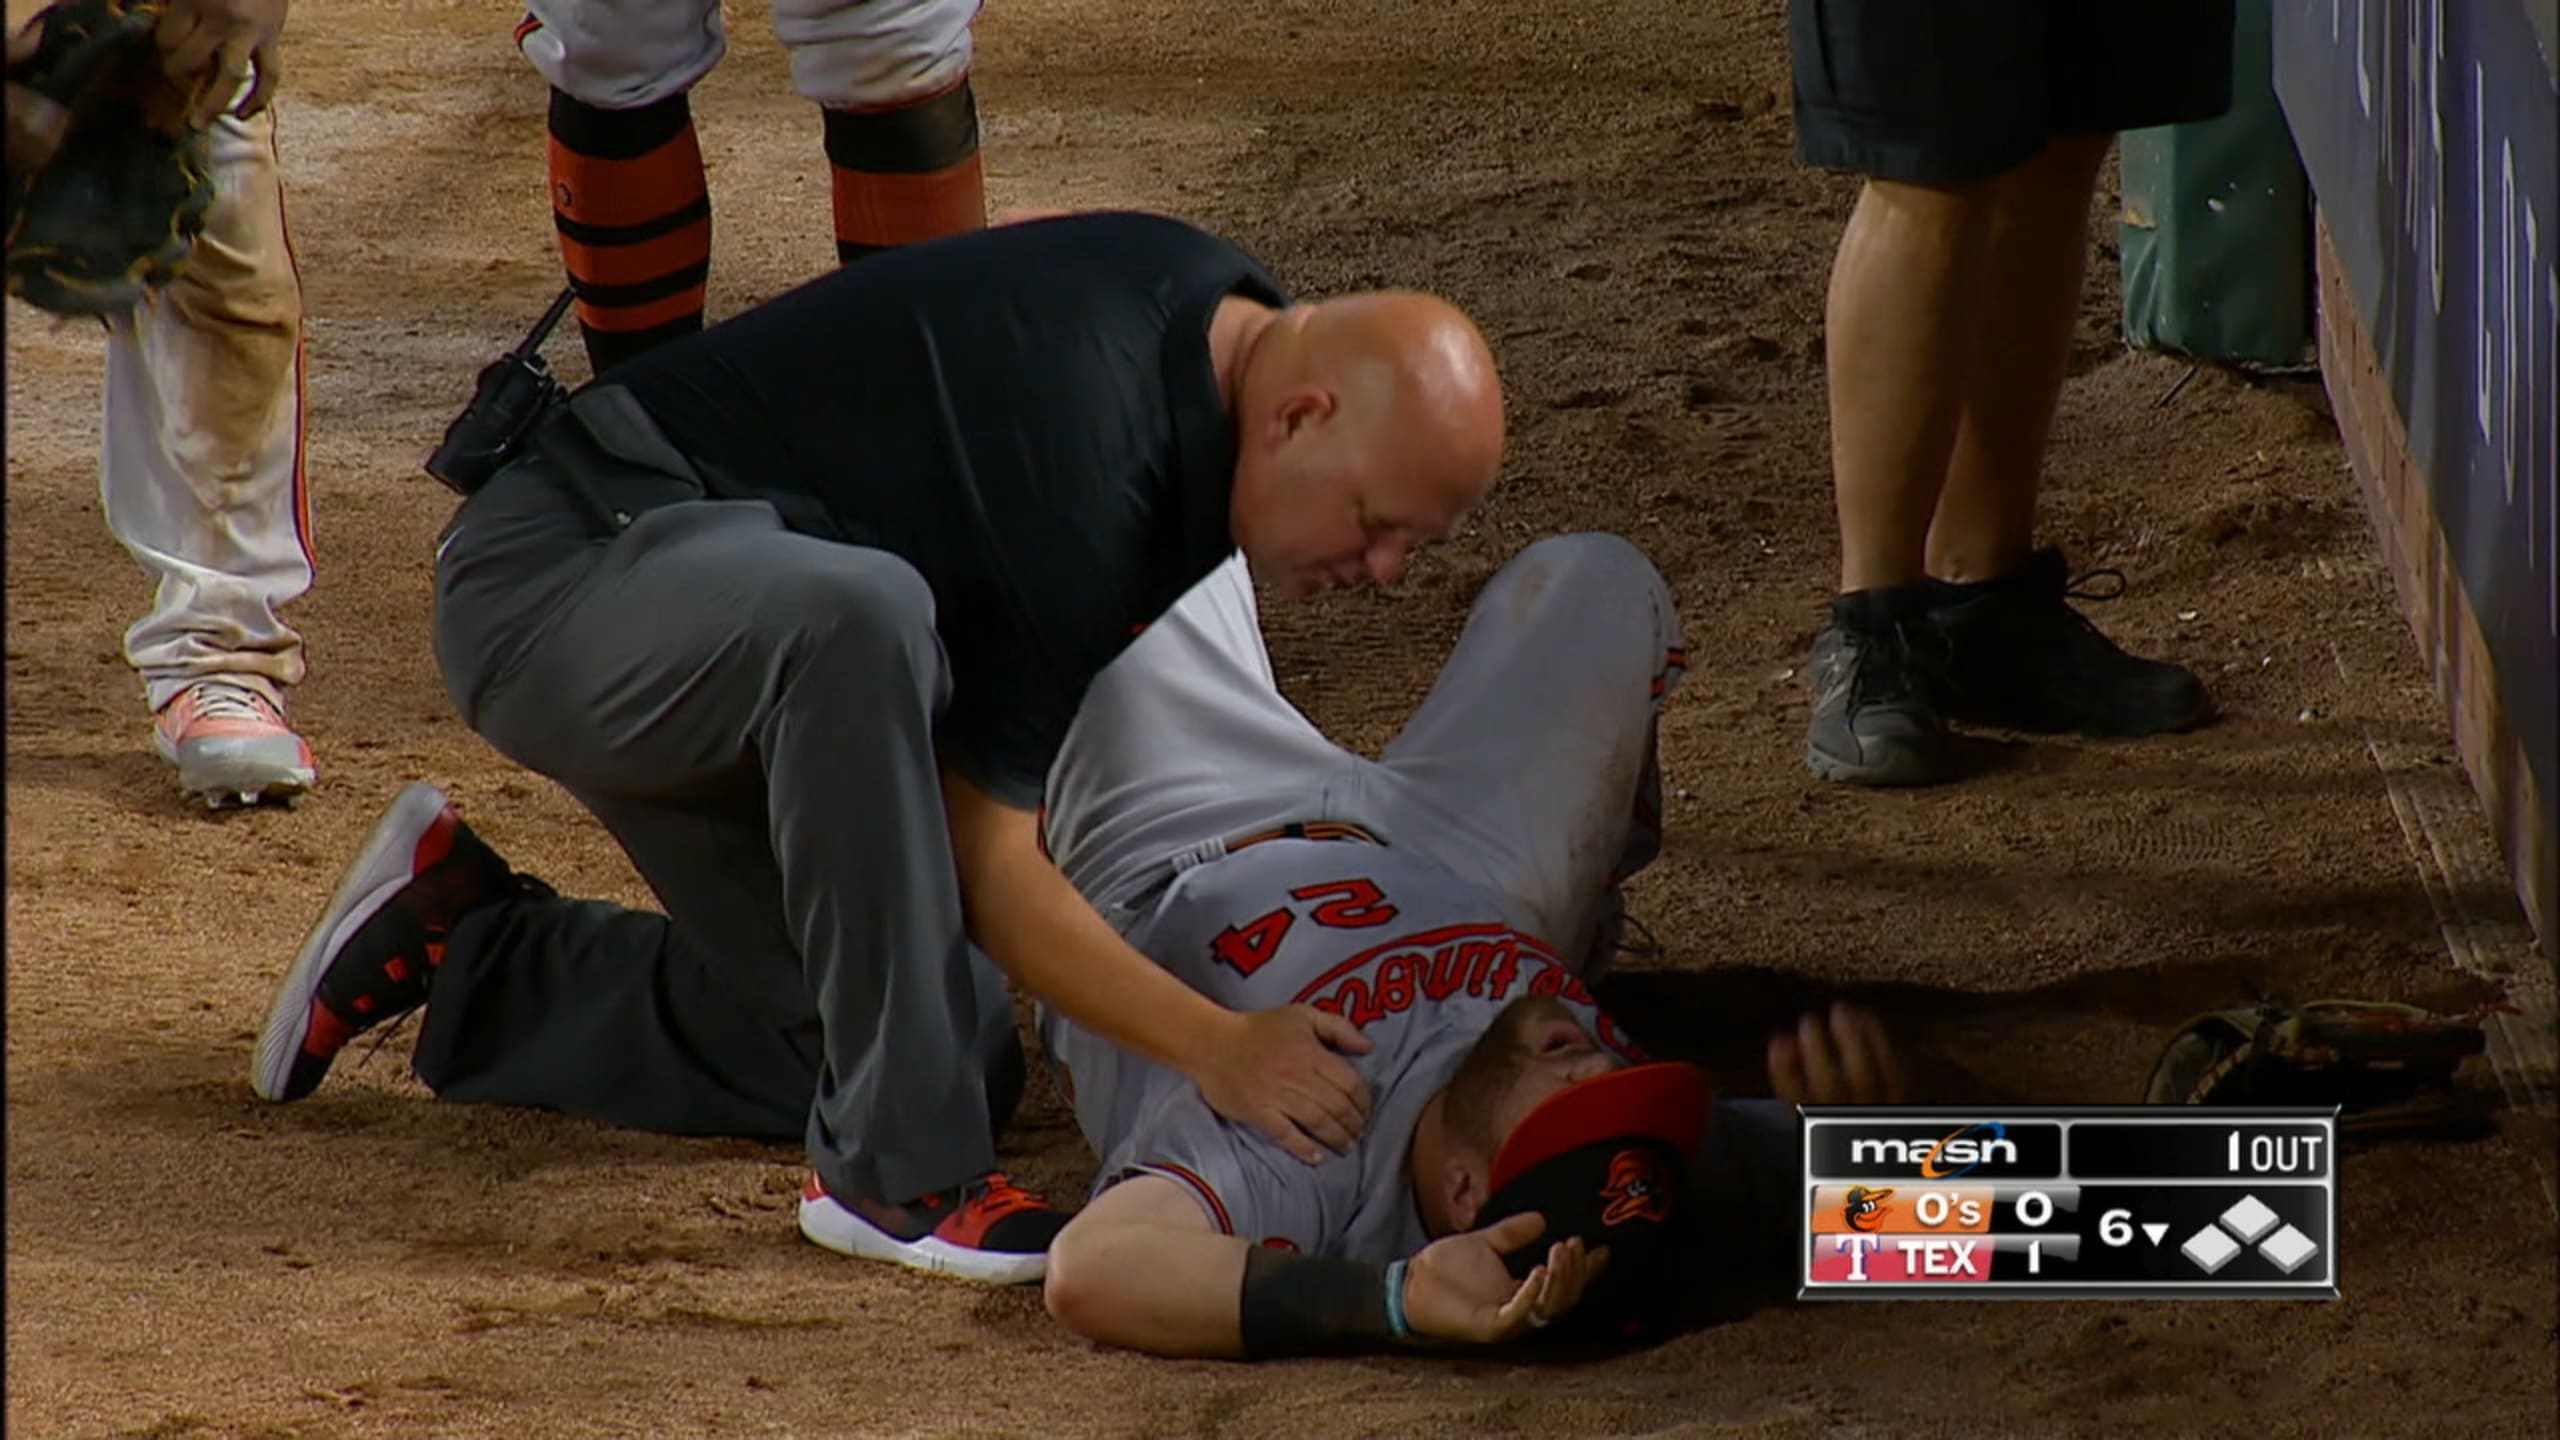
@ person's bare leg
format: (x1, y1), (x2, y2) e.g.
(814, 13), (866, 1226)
(1807, 173), (2002, 786)
(1924, 133), (2113, 583)
(1921, 132), (2211, 738)
(1828, 175), (2001, 593)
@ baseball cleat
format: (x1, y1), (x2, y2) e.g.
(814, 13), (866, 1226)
(798, 1169), (1067, 1285)
(251, 782), (516, 1103)
(153, 679), (316, 808)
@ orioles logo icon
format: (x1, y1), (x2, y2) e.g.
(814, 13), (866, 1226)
(1842, 1185), (1895, 1232)
(1599, 1149), (1672, 1226)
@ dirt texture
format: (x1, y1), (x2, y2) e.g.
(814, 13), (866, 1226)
(6, 2), (2554, 1437)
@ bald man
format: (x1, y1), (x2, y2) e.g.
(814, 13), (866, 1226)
(248, 212), (1505, 1285)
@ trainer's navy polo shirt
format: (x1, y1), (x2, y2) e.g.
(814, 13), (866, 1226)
(608, 212), (1290, 809)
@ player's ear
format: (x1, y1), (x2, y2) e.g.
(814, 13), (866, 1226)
(1441, 1156), (1487, 1234)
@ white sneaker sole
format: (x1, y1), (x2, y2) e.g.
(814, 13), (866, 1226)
(797, 1191), (1049, 1286)
(155, 730), (317, 808)
(250, 782), (452, 1103)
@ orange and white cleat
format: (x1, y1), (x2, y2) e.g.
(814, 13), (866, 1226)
(152, 678), (317, 808)
(798, 1169), (1066, 1285)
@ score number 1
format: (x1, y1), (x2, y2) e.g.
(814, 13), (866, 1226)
(2012, 1190), (2053, 1273)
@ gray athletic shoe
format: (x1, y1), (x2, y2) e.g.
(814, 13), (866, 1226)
(152, 679), (317, 808)
(1804, 591), (1954, 787)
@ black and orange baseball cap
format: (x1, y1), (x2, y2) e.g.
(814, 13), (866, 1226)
(1472, 1060), (1713, 1345)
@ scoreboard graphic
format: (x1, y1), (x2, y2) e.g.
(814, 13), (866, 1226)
(1798, 1107), (2339, 1300)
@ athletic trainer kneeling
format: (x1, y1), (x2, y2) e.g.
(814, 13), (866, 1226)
(250, 211), (1506, 1284)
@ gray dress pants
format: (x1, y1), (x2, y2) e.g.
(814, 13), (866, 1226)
(415, 386), (1020, 1205)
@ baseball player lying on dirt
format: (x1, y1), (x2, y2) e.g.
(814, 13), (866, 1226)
(247, 528), (1897, 1351)
(1031, 532), (1906, 1356)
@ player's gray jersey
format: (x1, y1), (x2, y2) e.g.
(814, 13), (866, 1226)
(1036, 536), (1802, 1265)
(1039, 838), (1647, 1262)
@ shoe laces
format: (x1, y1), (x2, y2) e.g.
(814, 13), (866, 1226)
(183, 680), (279, 724)
(1948, 556), (2130, 644)
(964, 1173), (1051, 1222)
(351, 1007), (422, 1075)
(2062, 566), (2128, 604)
(2036, 565), (2135, 650)
(1846, 616), (1942, 708)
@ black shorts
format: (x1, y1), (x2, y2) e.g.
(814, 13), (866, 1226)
(1788, 0), (2238, 185)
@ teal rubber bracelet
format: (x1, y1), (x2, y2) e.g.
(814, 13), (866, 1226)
(1383, 1258), (1412, 1340)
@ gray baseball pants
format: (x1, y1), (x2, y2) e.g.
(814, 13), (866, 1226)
(414, 385), (1019, 1206)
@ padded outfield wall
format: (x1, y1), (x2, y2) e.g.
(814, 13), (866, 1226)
(2274, 0), (2558, 953)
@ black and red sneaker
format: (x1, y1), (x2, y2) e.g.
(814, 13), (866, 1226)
(250, 782), (519, 1103)
(797, 1169), (1066, 1285)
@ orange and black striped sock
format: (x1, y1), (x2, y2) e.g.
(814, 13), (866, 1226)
(823, 78), (985, 266)
(548, 88), (711, 375)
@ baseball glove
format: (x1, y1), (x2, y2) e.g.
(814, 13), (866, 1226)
(4, 0), (214, 317)
(2144, 996), (2503, 1136)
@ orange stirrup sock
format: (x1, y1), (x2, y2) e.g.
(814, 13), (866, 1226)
(548, 88), (711, 374)
(824, 78), (986, 265)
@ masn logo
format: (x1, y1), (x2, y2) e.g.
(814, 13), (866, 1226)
(1847, 1122), (2016, 1179)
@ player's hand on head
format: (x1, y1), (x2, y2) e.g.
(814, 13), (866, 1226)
(1404, 1212), (1611, 1345)
(1195, 1005), (1375, 1165)
(1768, 1001), (1907, 1105)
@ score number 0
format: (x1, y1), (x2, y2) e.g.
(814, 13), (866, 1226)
(1912, 1189), (2060, 1271)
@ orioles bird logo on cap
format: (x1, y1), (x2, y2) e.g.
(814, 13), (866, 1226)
(1598, 1149), (1672, 1226)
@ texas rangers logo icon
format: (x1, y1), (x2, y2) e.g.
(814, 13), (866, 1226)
(1599, 1149), (1672, 1226)
(1842, 1185), (1895, 1233)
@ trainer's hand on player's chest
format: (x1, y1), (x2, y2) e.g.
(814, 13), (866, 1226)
(1193, 1005), (1376, 1165)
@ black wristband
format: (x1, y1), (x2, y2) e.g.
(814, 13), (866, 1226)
(1236, 1245), (1399, 1359)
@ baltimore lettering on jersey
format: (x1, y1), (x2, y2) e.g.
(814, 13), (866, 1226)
(1285, 920), (1641, 1056)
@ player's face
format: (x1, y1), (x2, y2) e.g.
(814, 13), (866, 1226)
(1483, 999), (1626, 1144)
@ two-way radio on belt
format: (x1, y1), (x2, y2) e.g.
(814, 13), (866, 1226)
(423, 284), (578, 498)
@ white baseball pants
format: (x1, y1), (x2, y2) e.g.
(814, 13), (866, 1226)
(1042, 534), (1691, 971)
(101, 102), (311, 713)
(518, 0), (980, 110)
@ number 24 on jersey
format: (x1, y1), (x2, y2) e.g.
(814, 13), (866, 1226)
(1210, 878), (1399, 977)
